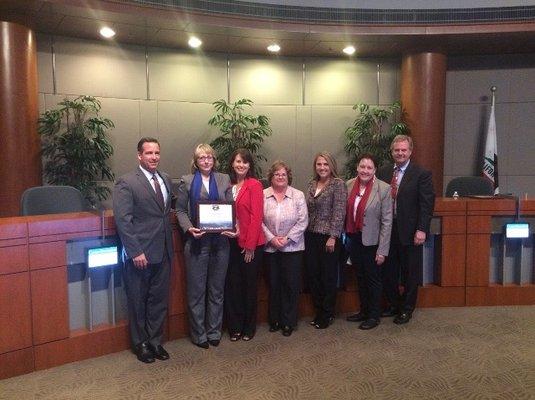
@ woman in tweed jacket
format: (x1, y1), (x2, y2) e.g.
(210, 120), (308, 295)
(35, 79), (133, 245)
(305, 151), (347, 329)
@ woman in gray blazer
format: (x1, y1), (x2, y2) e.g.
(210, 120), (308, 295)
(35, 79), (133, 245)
(345, 154), (393, 330)
(176, 144), (233, 349)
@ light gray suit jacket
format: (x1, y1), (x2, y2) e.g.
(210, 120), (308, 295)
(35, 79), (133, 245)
(175, 172), (232, 233)
(113, 167), (174, 264)
(346, 177), (393, 256)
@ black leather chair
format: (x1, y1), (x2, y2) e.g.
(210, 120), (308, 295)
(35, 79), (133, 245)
(445, 176), (494, 197)
(20, 185), (87, 216)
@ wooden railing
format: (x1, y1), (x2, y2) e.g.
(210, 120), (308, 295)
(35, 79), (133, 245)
(2, 198), (535, 379)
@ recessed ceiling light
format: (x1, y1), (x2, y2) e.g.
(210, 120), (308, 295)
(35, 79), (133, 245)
(188, 36), (202, 48)
(267, 43), (281, 53)
(343, 45), (356, 55)
(99, 27), (116, 39)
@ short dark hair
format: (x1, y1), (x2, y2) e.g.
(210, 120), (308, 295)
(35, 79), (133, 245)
(228, 148), (255, 183)
(267, 160), (293, 186)
(137, 137), (160, 153)
(356, 153), (378, 169)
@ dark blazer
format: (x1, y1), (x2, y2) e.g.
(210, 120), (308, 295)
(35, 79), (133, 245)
(113, 167), (174, 264)
(377, 161), (435, 246)
(175, 172), (232, 233)
(235, 178), (266, 251)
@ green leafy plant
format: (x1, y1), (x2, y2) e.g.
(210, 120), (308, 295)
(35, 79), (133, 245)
(343, 101), (409, 179)
(208, 98), (272, 176)
(38, 96), (115, 207)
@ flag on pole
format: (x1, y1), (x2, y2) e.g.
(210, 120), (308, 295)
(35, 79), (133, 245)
(483, 92), (499, 194)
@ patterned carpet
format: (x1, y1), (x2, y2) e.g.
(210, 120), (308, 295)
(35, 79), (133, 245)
(2, 306), (535, 400)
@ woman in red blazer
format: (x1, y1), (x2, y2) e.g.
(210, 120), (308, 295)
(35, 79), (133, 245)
(224, 148), (266, 341)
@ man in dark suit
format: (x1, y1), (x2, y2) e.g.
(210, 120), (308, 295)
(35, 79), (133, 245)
(377, 134), (435, 325)
(113, 137), (174, 363)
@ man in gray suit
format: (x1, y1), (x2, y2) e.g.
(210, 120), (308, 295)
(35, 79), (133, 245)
(113, 137), (174, 363)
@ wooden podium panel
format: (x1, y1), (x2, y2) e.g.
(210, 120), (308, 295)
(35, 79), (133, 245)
(0, 244), (29, 275)
(29, 241), (67, 271)
(0, 348), (34, 380)
(466, 234), (491, 287)
(34, 322), (130, 371)
(1, 201), (535, 379)
(0, 272), (32, 353)
(466, 285), (535, 306)
(30, 266), (69, 345)
(168, 249), (187, 316)
(438, 234), (466, 286)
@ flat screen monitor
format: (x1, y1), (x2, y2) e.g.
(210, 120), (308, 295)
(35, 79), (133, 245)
(87, 245), (119, 269)
(505, 223), (530, 239)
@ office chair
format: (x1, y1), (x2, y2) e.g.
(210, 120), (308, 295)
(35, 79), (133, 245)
(20, 185), (87, 216)
(445, 176), (494, 197)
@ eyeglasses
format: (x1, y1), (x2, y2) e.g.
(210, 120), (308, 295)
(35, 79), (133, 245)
(273, 173), (287, 177)
(198, 156), (214, 162)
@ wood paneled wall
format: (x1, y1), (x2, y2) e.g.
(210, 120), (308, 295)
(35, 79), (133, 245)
(2, 199), (535, 380)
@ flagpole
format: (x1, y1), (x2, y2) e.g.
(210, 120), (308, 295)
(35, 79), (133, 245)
(483, 86), (499, 194)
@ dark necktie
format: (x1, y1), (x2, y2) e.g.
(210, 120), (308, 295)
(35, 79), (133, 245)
(152, 173), (165, 209)
(390, 167), (399, 199)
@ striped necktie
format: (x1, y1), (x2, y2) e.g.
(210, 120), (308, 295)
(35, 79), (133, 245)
(390, 167), (399, 199)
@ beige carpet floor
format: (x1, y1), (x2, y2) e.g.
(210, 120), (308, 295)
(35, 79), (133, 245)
(2, 306), (535, 400)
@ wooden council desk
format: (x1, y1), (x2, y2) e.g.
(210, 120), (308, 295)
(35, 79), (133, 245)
(1, 198), (535, 379)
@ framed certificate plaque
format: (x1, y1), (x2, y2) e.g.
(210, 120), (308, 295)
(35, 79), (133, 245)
(196, 201), (235, 232)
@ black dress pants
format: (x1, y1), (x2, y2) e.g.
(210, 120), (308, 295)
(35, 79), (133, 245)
(225, 238), (264, 336)
(304, 231), (341, 323)
(123, 254), (170, 349)
(348, 232), (381, 320)
(381, 221), (423, 314)
(266, 251), (303, 328)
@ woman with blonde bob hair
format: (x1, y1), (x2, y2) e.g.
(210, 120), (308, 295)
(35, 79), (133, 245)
(304, 151), (347, 329)
(176, 143), (233, 349)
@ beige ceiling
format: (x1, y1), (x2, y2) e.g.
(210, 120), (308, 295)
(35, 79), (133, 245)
(3, 0), (535, 58)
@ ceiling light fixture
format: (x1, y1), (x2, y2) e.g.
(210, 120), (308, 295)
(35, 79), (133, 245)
(99, 27), (116, 39)
(343, 45), (356, 55)
(267, 43), (281, 53)
(188, 36), (202, 48)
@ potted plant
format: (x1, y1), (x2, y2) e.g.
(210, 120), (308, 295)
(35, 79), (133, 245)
(38, 96), (115, 207)
(208, 98), (272, 176)
(343, 101), (409, 179)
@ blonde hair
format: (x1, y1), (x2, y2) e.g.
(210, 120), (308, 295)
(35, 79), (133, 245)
(312, 151), (339, 180)
(190, 143), (219, 173)
(391, 134), (413, 150)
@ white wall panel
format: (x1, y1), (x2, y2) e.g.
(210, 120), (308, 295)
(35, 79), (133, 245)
(97, 98), (141, 177)
(54, 37), (147, 99)
(310, 106), (354, 177)
(157, 101), (216, 179)
(230, 56), (302, 105)
(149, 48), (227, 103)
(139, 100), (158, 137)
(36, 35), (54, 95)
(306, 59), (378, 105)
